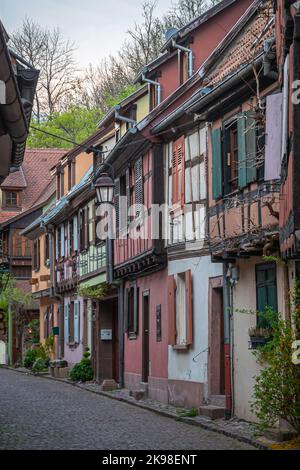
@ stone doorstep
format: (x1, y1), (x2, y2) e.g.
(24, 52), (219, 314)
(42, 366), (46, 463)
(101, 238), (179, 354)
(199, 405), (226, 420)
(101, 379), (118, 392)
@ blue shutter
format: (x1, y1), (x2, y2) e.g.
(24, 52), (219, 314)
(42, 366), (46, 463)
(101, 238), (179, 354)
(238, 114), (247, 188)
(74, 301), (80, 344)
(64, 303), (69, 344)
(73, 215), (78, 251)
(60, 225), (65, 257)
(211, 128), (222, 200)
(245, 111), (257, 184)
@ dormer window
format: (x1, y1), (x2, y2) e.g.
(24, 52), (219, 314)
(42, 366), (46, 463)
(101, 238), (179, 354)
(2, 190), (21, 209)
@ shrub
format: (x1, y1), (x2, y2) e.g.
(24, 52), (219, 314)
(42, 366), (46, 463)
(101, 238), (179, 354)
(23, 344), (50, 369)
(32, 358), (49, 374)
(251, 283), (300, 434)
(23, 349), (40, 369)
(69, 347), (93, 382)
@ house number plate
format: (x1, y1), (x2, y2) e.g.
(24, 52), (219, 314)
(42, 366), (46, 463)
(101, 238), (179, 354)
(100, 329), (112, 340)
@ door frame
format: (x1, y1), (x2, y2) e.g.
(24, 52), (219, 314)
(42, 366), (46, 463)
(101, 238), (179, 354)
(208, 276), (224, 397)
(142, 289), (150, 383)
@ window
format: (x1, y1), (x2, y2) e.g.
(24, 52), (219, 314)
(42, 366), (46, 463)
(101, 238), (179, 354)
(149, 84), (159, 111)
(56, 173), (61, 200)
(33, 239), (40, 271)
(12, 230), (31, 258)
(68, 161), (76, 191)
(79, 208), (89, 252)
(223, 120), (239, 194)
(115, 126), (120, 143)
(168, 270), (193, 348)
(3, 190), (21, 209)
(256, 263), (277, 328)
(171, 136), (185, 206)
(211, 111), (258, 200)
(44, 305), (54, 339)
(44, 234), (50, 265)
(12, 266), (31, 279)
(125, 283), (138, 339)
(179, 50), (188, 85)
(60, 170), (65, 197)
(69, 219), (74, 254)
(64, 301), (80, 345)
(115, 170), (130, 234)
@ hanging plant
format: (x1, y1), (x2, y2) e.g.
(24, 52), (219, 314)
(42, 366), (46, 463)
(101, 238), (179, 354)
(77, 283), (108, 300)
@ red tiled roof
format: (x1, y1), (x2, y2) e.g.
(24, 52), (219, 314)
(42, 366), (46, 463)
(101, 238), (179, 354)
(0, 148), (65, 225)
(0, 211), (19, 224)
(1, 167), (27, 189)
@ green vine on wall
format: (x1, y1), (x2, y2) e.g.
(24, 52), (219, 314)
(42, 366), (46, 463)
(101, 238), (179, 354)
(77, 283), (108, 300)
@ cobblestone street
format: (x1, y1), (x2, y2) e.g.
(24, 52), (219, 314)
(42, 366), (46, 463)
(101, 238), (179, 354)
(0, 369), (256, 450)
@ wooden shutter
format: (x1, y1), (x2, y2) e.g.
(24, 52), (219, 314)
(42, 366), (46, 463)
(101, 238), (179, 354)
(84, 207), (89, 250)
(185, 270), (193, 346)
(74, 301), (80, 344)
(60, 225), (65, 258)
(114, 178), (120, 234)
(126, 168), (130, 224)
(238, 114), (247, 188)
(211, 128), (222, 200)
(245, 111), (257, 184)
(135, 158), (143, 205)
(66, 221), (70, 257)
(73, 215), (78, 252)
(91, 201), (96, 245)
(64, 303), (69, 344)
(37, 239), (40, 270)
(55, 229), (59, 258)
(133, 284), (139, 336)
(171, 137), (185, 206)
(168, 275), (176, 345)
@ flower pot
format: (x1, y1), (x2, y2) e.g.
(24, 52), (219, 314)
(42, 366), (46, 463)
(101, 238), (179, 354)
(248, 336), (271, 349)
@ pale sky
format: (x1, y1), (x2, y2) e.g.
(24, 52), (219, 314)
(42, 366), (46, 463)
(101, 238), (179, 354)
(1, 0), (173, 69)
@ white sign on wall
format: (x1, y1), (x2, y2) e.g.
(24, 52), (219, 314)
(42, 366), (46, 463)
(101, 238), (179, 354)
(100, 329), (112, 341)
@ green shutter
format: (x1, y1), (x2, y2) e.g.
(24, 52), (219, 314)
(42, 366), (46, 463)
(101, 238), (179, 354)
(256, 264), (277, 328)
(211, 128), (222, 200)
(245, 111), (257, 184)
(238, 114), (247, 188)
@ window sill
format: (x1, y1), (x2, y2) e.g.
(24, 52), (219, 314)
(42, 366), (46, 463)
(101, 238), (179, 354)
(128, 333), (137, 340)
(67, 342), (79, 348)
(173, 344), (189, 350)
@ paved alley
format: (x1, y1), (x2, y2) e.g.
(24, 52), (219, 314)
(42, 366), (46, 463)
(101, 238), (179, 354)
(0, 369), (256, 450)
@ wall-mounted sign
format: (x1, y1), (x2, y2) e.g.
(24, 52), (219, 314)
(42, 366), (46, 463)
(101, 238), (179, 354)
(52, 327), (59, 336)
(100, 329), (112, 341)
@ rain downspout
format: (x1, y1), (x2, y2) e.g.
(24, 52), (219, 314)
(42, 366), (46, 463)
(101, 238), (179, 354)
(172, 40), (193, 78)
(115, 105), (137, 126)
(141, 74), (161, 105)
(223, 263), (232, 419)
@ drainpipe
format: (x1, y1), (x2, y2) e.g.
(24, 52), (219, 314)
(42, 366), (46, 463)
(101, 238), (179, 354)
(118, 279), (125, 388)
(172, 40), (193, 78)
(223, 263), (232, 419)
(141, 74), (161, 105)
(115, 105), (136, 126)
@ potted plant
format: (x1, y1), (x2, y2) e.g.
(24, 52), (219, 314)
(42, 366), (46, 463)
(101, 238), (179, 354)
(248, 326), (273, 349)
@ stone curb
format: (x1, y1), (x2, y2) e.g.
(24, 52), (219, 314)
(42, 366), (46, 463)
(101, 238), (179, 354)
(1, 366), (268, 450)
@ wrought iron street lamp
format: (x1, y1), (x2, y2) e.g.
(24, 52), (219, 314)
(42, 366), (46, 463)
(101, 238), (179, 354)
(94, 173), (114, 204)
